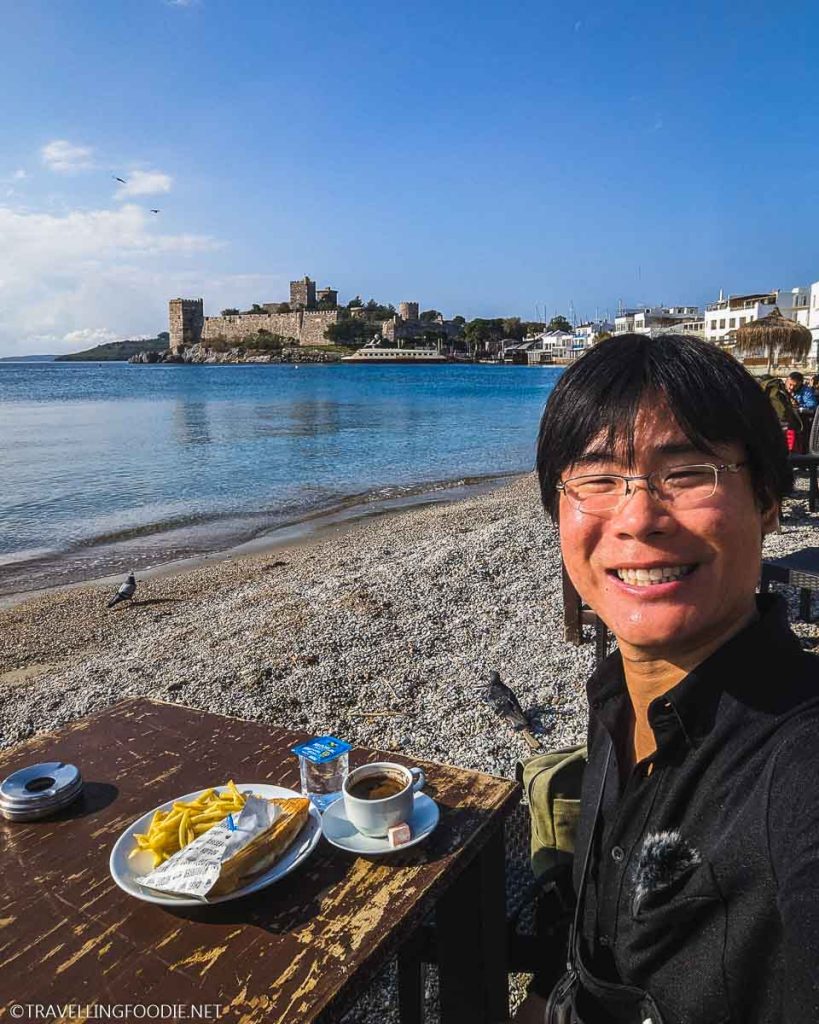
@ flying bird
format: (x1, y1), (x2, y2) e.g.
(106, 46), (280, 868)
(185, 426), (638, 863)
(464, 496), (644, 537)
(107, 571), (137, 609)
(149, 209), (160, 214)
(113, 176), (127, 184)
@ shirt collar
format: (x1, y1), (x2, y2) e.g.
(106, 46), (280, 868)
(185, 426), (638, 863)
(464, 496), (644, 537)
(587, 594), (800, 751)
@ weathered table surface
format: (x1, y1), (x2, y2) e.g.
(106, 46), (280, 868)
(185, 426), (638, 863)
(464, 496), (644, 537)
(0, 699), (519, 1023)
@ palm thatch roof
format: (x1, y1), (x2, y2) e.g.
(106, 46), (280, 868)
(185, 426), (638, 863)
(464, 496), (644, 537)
(734, 307), (812, 362)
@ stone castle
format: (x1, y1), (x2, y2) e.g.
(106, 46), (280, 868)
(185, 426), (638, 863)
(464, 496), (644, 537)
(169, 277), (342, 351)
(169, 276), (455, 351)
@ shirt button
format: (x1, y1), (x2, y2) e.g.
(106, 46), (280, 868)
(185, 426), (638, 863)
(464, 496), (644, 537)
(611, 845), (625, 862)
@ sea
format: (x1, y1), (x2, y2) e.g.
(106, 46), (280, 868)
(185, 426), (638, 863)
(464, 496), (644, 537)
(0, 361), (561, 598)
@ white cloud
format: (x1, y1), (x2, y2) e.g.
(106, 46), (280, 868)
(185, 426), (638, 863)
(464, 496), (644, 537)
(0, 203), (222, 356)
(167, 0), (197, 6)
(12, 169), (26, 181)
(41, 139), (95, 173)
(62, 327), (120, 347)
(116, 170), (173, 198)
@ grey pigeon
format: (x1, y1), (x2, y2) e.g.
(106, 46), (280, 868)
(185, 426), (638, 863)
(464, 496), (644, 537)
(484, 671), (542, 751)
(107, 572), (136, 609)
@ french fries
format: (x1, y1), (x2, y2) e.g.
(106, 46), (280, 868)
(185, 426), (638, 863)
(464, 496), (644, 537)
(130, 782), (247, 867)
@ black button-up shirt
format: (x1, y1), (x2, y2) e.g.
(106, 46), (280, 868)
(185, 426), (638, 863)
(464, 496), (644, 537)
(573, 595), (819, 1024)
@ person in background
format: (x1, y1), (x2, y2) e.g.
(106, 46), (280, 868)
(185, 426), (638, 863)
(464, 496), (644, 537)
(785, 371), (817, 412)
(516, 334), (819, 1024)
(761, 375), (801, 452)
(811, 375), (819, 403)
(785, 373), (817, 453)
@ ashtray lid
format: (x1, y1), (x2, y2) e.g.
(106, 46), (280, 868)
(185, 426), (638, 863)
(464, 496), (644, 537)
(0, 762), (83, 820)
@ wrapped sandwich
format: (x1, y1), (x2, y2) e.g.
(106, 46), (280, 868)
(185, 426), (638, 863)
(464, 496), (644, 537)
(137, 793), (309, 899)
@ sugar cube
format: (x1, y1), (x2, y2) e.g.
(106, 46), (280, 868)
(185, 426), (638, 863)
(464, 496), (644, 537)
(387, 822), (412, 848)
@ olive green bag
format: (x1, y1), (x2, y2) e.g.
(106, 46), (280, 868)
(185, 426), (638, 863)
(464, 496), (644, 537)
(519, 744), (587, 879)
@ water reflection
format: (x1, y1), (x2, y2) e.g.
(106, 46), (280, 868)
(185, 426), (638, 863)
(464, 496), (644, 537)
(172, 400), (212, 446)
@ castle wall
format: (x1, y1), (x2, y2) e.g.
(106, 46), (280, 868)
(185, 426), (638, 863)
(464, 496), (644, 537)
(201, 309), (340, 347)
(299, 310), (341, 346)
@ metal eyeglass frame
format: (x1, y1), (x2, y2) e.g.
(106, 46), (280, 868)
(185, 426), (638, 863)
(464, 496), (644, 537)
(555, 461), (748, 514)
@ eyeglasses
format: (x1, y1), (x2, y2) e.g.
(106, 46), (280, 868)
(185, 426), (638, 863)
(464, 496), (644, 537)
(556, 462), (747, 514)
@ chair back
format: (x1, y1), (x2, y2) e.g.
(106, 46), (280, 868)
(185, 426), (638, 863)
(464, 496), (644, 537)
(809, 410), (819, 454)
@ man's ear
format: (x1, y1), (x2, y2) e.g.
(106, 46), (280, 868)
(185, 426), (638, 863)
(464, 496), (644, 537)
(761, 500), (781, 537)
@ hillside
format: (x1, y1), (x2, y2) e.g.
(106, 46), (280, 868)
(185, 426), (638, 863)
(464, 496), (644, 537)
(56, 334), (169, 362)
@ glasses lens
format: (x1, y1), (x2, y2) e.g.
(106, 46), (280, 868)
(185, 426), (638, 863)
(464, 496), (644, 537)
(656, 466), (718, 509)
(565, 475), (624, 511)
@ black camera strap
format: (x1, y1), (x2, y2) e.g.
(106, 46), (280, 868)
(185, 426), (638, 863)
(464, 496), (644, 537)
(567, 736), (613, 971)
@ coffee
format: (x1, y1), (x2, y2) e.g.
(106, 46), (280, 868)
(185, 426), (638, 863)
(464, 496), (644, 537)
(347, 771), (406, 801)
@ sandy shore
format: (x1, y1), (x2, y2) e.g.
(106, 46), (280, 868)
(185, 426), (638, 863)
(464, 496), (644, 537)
(3, 471), (818, 1020)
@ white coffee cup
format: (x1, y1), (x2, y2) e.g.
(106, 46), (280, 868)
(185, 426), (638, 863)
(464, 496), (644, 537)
(342, 761), (426, 838)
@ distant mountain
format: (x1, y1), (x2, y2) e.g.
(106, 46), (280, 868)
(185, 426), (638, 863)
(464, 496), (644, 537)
(0, 354), (57, 362)
(55, 334), (169, 362)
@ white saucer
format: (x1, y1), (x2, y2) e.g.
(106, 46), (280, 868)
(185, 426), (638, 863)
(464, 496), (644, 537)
(322, 792), (439, 855)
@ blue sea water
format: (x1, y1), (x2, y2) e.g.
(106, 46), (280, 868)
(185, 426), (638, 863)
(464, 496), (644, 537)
(0, 361), (561, 595)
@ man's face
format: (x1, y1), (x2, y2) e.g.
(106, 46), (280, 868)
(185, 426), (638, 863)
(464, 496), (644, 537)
(786, 378), (799, 393)
(558, 402), (776, 660)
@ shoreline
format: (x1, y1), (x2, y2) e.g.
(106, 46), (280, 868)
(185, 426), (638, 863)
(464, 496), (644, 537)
(0, 470), (521, 610)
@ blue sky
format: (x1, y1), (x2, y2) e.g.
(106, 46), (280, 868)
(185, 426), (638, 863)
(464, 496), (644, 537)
(2, 0), (819, 355)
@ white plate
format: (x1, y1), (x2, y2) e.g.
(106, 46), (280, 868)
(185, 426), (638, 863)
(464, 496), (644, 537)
(321, 792), (439, 855)
(109, 783), (322, 906)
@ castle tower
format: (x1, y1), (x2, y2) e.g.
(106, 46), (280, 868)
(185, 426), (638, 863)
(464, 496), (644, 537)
(317, 287), (338, 307)
(399, 301), (419, 321)
(290, 276), (317, 310)
(168, 298), (204, 351)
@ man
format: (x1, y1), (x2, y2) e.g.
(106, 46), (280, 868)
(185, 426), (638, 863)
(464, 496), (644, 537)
(519, 334), (819, 1023)
(785, 370), (818, 413)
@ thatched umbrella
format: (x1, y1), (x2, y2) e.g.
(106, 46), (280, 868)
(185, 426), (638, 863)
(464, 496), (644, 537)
(734, 306), (812, 374)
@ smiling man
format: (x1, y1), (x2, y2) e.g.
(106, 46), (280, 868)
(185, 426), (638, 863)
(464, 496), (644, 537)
(525, 334), (819, 1023)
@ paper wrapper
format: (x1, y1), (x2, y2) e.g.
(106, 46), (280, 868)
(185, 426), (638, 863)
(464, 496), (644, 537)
(136, 794), (278, 900)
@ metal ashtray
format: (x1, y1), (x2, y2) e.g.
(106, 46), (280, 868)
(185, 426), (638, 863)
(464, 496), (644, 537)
(0, 762), (83, 822)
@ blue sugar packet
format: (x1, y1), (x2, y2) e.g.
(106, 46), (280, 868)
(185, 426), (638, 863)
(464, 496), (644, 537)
(291, 735), (352, 764)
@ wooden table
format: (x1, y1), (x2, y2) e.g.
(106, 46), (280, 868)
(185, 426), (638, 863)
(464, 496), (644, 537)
(0, 699), (518, 1024)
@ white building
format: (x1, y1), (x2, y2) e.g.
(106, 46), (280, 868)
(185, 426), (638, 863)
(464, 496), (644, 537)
(573, 320), (614, 349)
(511, 330), (575, 364)
(614, 306), (701, 336)
(804, 281), (819, 366)
(703, 288), (810, 344)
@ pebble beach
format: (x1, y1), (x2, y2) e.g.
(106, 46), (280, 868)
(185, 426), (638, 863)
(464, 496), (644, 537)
(3, 470), (818, 1021)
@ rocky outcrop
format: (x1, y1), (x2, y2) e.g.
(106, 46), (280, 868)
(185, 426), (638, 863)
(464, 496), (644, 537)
(129, 345), (342, 365)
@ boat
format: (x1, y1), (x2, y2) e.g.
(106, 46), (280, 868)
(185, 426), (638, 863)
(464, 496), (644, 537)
(341, 340), (447, 364)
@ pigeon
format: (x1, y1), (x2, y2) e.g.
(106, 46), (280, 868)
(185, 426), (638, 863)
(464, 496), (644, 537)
(113, 176), (127, 184)
(107, 571), (136, 609)
(484, 670), (541, 750)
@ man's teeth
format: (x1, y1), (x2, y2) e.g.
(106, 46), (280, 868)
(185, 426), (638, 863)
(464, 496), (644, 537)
(616, 565), (695, 586)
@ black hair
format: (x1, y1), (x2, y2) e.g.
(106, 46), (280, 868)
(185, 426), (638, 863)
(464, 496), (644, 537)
(536, 333), (792, 520)
(788, 371), (804, 384)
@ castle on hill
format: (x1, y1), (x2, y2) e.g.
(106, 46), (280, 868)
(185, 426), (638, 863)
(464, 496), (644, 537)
(169, 277), (341, 351)
(169, 277), (459, 352)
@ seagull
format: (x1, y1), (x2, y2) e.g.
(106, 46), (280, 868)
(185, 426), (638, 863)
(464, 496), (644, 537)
(107, 571), (137, 609)
(113, 176), (127, 184)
